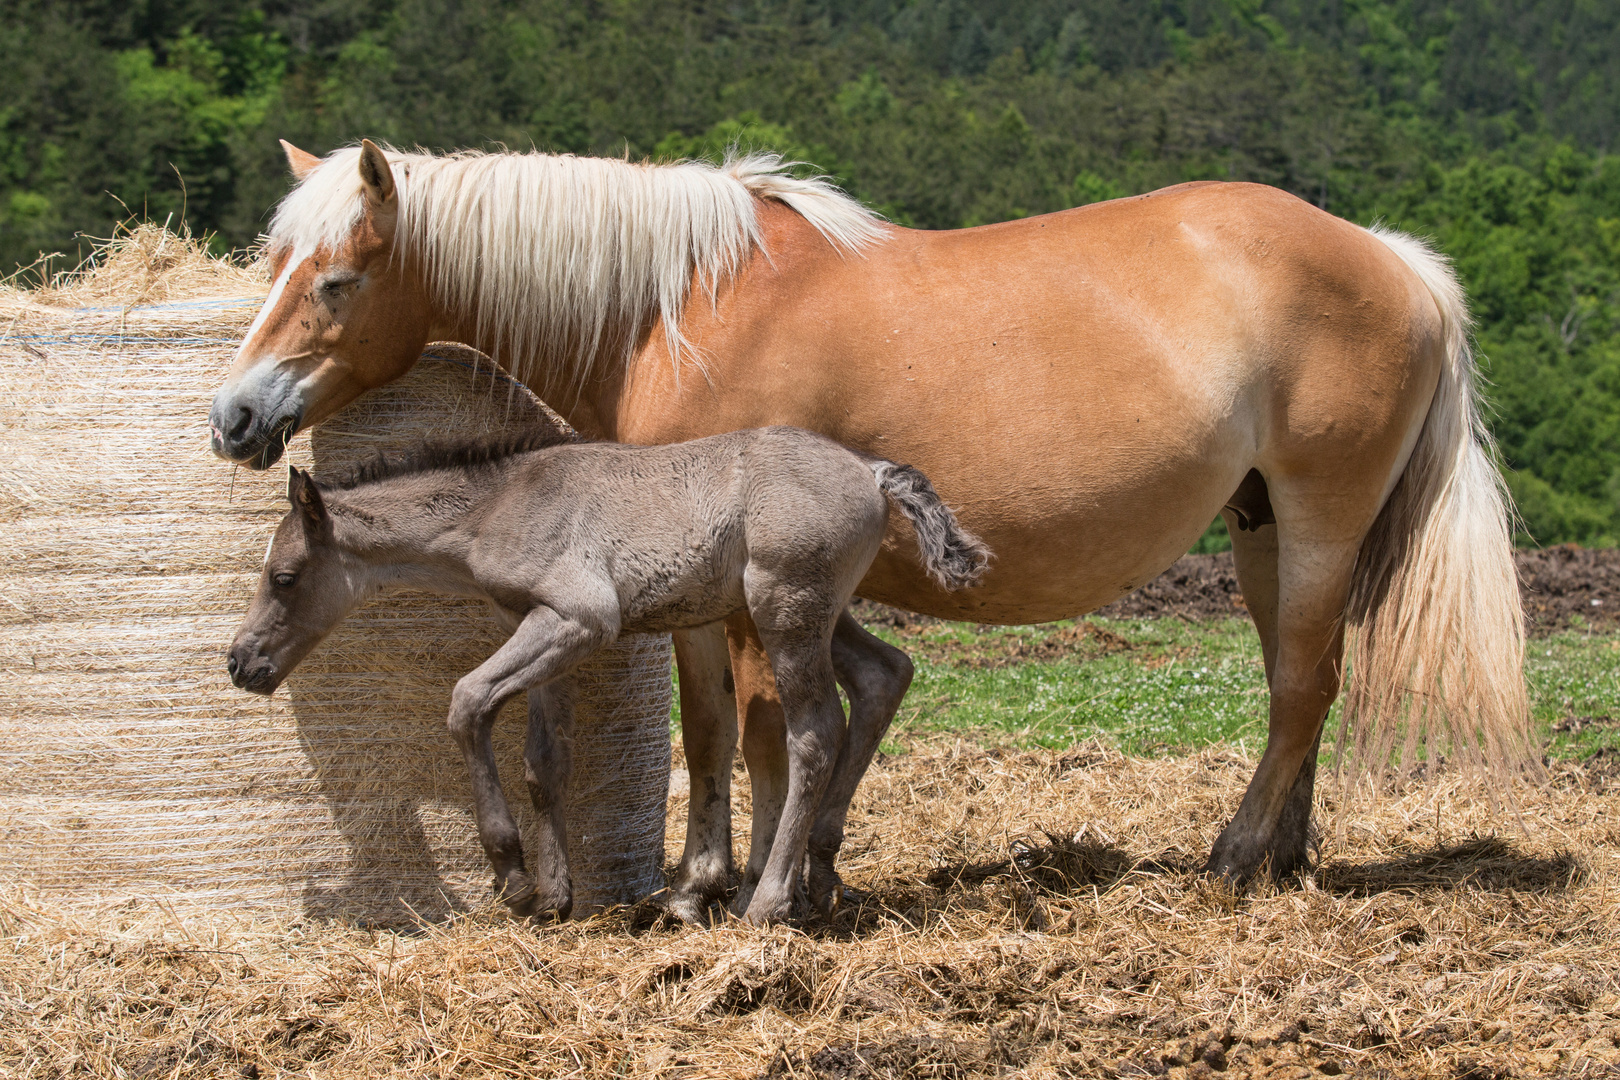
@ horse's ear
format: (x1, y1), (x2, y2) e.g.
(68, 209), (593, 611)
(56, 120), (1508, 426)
(280, 140), (322, 181)
(358, 139), (396, 205)
(287, 467), (329, 535)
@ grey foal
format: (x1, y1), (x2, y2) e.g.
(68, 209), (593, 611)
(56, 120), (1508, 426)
(227, 426), (988, 924)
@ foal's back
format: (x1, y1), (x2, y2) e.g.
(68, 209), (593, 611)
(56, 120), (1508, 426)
(462, 427), (886, 632)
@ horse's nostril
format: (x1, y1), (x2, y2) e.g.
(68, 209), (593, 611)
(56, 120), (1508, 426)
(227, 653), (240, 678)
(229, 405), (255, 439)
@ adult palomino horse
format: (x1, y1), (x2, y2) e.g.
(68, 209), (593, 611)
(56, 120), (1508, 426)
(209, 139), (1532, 918)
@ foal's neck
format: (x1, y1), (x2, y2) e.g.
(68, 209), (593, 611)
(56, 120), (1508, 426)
(324, 471), (489, 596)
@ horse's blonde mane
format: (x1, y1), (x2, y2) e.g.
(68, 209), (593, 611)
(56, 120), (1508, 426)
(266, 145), (886, 390)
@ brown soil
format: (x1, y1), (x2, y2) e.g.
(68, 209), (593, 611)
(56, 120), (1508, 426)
(858, 545), (1620, 637)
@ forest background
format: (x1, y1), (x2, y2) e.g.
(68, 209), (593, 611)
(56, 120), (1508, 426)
(4, 0), (1619, 548)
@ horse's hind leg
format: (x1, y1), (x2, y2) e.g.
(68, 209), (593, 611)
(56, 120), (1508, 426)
(1224, 507), (1325, 876)
(806, 612), (914, 914)
(523, 680), (576, 920)
(1205, 500), (1362, 884)
(665, 623), (738, 924)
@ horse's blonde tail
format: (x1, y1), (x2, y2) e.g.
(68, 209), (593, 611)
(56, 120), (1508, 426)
(1339, 227), (1535, 781)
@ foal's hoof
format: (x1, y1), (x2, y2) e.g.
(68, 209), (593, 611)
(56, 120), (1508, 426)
(809, 873), (846, 919)
(738, 896), (792, 927)
(658, 887), (717, 928)
(496, 872), (540, 917)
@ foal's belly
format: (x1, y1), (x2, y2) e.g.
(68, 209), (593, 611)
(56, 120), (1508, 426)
(615, 553), (750, 634)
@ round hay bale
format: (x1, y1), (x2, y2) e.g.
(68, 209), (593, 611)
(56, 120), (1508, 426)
(0, 276), (671, 923)
(307, 348), (672, 913)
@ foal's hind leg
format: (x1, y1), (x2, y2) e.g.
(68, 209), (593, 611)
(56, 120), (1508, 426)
(806, 612), (914, 915)
(726, 612), (790, 915)
(522, 680), (577, 920)
(733, 590), (845, 925)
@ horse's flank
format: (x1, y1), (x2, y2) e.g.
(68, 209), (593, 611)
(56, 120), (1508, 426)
(265, 146), (885, 391)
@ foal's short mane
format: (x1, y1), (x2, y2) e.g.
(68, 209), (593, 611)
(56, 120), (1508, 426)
(266, 146), (885, 393)
(317, 428), (579, 492)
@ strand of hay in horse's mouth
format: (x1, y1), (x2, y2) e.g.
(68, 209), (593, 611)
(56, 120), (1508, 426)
(0, 227), (671, 923)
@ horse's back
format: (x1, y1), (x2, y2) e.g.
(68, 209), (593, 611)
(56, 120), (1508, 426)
(628, 187), (1447, 622)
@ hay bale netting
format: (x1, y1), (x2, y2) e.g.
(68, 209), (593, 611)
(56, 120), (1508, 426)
(0, 238), (671, 922)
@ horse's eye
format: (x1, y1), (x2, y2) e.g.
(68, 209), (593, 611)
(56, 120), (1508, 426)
(273, 573), (298, 588)
(320, 277), (358, 295)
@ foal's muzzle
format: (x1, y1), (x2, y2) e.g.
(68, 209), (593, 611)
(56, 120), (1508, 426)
(226, 645), (278, 695)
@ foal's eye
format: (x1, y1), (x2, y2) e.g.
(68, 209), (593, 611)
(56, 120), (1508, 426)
(320, 276), (358, 296)
(273, 573), (298, 588)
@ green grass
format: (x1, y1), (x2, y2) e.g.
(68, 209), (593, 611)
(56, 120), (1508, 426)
(673, 617), (1620, 762)
(874, 618), (1269, 756)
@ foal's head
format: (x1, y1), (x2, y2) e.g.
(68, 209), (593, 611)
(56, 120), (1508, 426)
(210, 140), (437, 469)
(227, 468), (367, 694)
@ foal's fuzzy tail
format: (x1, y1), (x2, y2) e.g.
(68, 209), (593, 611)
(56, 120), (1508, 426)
(1341, 227), (1535, 782)
(869, 461), (991, 591)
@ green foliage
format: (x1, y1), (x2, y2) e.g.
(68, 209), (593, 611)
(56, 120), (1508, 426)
(3, 1), (1618, 545)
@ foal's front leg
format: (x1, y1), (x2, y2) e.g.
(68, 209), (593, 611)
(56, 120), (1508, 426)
(447, 605), (612, 916)
(523, 679), (577, 920)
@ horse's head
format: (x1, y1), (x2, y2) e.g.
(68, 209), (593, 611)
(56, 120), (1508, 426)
(210, 140), (437, 468)
(227, 467), (368, 694)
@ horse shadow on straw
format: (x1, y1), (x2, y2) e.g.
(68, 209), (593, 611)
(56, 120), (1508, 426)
(808, 833), (1582, 938)
(1313, 836), (1584, 896)
(284, 598), (528, 928)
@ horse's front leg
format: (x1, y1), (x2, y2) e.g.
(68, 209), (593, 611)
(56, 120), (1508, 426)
(448, 605), (612, 916)
(665, 623), (738, 924)
(523, 678), (577, 920)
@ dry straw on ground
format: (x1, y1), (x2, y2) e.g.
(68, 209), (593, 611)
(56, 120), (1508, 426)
(0, 224), (671, 922)
(3, 739), (1614, 1079)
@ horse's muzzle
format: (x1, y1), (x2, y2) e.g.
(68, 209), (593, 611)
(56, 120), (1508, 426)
(226, 647), (278, 695)
(209, 400), (301, 470)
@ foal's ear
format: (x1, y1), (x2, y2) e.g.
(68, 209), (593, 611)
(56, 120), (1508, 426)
(280, 140), (322, 181)
(287, 467), (330, 534)
(357, 139), (396, 205)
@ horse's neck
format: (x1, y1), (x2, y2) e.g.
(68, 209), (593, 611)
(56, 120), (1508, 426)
(326, 480), (486, 597)
(429, 197), (831, 441)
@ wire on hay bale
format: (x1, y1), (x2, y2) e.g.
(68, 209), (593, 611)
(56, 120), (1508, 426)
(0, 235), (671, 923)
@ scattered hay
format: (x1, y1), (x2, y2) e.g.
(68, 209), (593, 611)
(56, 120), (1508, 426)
(4, 220), (266, 310)
(3, 741), (1615, 1078)
(0, 227), (671, 923)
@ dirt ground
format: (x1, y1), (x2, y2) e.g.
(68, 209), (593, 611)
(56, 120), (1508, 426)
(5, 742), (1617, 1079)
(858, 546), (1620, 635)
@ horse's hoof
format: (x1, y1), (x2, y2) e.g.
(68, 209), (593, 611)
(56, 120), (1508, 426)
(730, 877), (759, 917)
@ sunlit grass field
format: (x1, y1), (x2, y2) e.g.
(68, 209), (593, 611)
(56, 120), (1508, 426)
(678, 617), (1620, 762)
